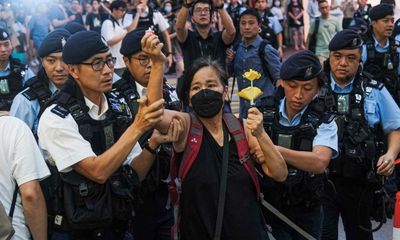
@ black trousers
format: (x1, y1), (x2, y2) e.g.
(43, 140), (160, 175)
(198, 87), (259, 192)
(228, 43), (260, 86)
(321, 177), (374, 240)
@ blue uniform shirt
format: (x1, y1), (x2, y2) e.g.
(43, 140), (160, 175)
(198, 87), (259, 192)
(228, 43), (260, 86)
(278, 97), (339, 158)
(361, 36), (400, 75)
(234, 35), (281, 118)
(0, 62), (30, 84)
(330, 74), (400, 133)
(10, 81), (58, 134)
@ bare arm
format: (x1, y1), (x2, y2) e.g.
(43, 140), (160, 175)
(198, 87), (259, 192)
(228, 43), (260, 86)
(216, 6), (236, 45)
(176, 5), (191, 42)
(106, 31), (127, 46)
(125, 4), (145, 32)
(245, 107), (288, 182)
(73, 98), (165, 184)
(377, 129), (400, 176)
(20, 180), (47, 240)
(276, 145), (332, 173)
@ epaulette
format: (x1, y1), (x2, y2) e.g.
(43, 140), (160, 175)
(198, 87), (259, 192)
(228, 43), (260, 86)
(21, 87), (37, 101)
(320, 112), (335, 124)
(362, 72), (384, 90)
(50, 105), (69, 118)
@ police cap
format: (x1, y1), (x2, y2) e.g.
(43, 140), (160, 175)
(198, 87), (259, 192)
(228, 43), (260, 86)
(38, 29), (71, 58)
(280, 50), (322, 81)
(0, 28), (9, 41)
(64, 22), (86, 34)
(120, 29), (145, 57)
(369, 4), (394, 21)
(63, 31), (109, 64)
(329, 29), (363, 51)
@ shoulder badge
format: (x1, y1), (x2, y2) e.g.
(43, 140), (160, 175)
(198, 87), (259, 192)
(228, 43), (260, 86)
(51, 105), (69, 118)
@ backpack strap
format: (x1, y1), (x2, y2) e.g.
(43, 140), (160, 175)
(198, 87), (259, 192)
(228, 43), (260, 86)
(258, 40), (275, 85)
(222, 113), (260, 198)
(8, 181), (18, 218)
(178, 112), (204, 180)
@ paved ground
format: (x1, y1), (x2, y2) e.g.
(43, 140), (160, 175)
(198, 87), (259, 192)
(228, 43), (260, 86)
(164, 46), (395, 239)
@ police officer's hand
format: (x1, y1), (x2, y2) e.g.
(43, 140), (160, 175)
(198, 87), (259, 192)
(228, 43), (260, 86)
(149, 118), (183, 146)
(377, 153), (395, 176)
(141, 33), (165, 63)
(246, 107), (265, 137)
(132, 96), (164, 135)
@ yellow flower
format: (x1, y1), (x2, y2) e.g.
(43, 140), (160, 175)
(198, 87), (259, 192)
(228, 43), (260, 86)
(237, 87), (263, 101)
(243, 69), (261, 81)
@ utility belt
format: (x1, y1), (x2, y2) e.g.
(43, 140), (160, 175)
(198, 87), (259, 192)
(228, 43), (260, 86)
(48, 165), (139, 232)
(262, 167), (324, 210)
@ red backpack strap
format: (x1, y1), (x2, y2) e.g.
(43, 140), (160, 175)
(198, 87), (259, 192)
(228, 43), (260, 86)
(223, 113), (261, 199)
(178, 112), (204, 181)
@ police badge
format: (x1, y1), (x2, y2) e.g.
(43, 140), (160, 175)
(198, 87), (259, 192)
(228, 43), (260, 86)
(305, 66), (313, 79)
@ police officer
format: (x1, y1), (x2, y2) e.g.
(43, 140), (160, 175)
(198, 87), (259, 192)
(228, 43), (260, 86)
(353, 0), (372, 24)
(10, 29), (71, 134)
(362, 3), (400, 106)
(0, 28), (26, 112)
(321, 29), (400, 240)
(111, 29), (180, 240)
(37, 31), (180, 239)
(248, 50), (338, 239)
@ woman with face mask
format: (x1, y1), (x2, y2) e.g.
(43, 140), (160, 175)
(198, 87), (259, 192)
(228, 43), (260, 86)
(142, 33), (288, 240)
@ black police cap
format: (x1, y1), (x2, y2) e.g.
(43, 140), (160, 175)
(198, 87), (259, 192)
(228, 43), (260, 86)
(0, 28), (9, 41)
(38, 29), (71, 58)
(64, 22), (86, 34)
(329, 29), (363, 51)
(280, 50), (322, 81)
(120, 29), (145, 57)
(369, 4), (394, 21)
(63, 31), (109, 64)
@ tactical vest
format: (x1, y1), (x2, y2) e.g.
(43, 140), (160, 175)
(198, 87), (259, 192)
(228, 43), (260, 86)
(326, 73), (385, 182)
(0, 58), (25, 111)
(226, 4), (242, 30)
(364, 36), (400, 105)
(109, 71), (180, 202)
(130, 8), (162, 35)
(353, 4), (371, 24)
(258, 88), (334, 209)
(45, 80), (138, 232)
(260, 10), (278, 49)
(21, 68), (52, 109)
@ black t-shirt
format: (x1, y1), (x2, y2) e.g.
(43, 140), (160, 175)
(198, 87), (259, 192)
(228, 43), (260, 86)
(179, 29), (228, 71)
(179, 128), (266, 240)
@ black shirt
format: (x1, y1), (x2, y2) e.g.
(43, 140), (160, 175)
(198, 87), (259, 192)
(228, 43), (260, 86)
(179, 127), (266, 240)
(86, 12), (108, 33)
(179, 29), (228, 71)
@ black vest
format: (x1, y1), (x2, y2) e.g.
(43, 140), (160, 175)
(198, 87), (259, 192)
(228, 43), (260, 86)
(22, 68), (52, 109)
(260, 10), (278, 49)
(226, 3), (242, 30)
(364, 36), (400, 105)
(353, 4), (371, 24)
(0, 58), (25, 111)
(325, 71), (385, 182)
(259, 88), (334, 208)
(46, 79), (137, 231)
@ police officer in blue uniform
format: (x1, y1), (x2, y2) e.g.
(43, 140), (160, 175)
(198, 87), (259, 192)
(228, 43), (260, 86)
(10, 29), (71, 134)
(110, 29), (180, 240)
(37, 31), (180, 240)
(322, 29), (400, 240)
(249, 50), (338, 239)
(0, 28), (27, 112)
(361, 4), (400, 106)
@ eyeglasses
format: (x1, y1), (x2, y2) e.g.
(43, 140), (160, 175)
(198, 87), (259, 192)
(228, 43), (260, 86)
(131, 56), (151, 66)
(194, 7), (210, 14)
(81, 57), (116, 71)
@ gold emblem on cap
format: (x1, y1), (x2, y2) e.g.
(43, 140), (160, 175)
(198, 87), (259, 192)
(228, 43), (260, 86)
(305, 66), (313, 78)
(61, 37), (66, 47)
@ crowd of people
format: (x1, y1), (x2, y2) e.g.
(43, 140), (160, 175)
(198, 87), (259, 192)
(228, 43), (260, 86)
(1, 0), (400, 240)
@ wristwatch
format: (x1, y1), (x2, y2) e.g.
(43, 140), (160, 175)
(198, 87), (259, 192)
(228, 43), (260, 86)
(144, 141), (160, 155)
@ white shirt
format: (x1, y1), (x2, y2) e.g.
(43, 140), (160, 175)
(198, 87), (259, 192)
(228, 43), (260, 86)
(0, 116), (50, 240)
(123, 7), (170, 32)
(38, 94), (142, 173)
(101, 18), (127, 69)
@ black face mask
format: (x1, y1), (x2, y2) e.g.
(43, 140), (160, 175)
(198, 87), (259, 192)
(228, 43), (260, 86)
(191, 89), (223, 118)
